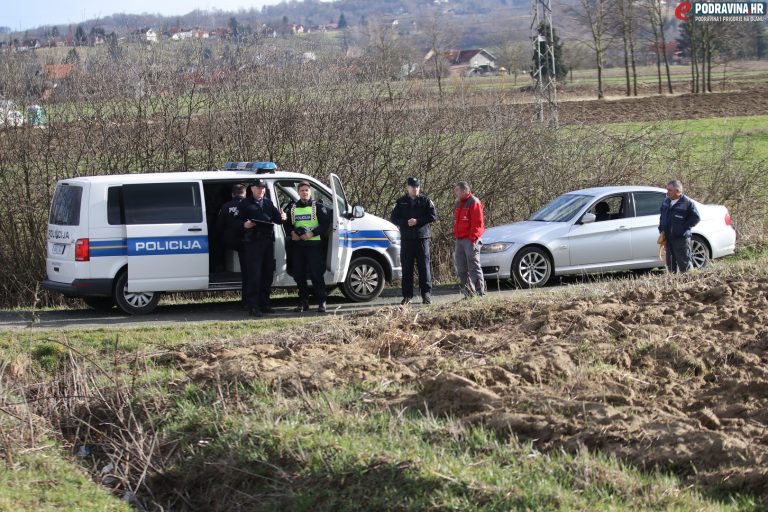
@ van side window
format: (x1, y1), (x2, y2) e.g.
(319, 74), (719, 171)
(107, 186), (125, 225)
(123, 183), (203, 225)
(274, 179), (332, 209)
(49, 184), (83, 226)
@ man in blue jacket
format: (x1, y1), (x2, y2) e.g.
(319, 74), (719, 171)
(659, 180), (701, 273)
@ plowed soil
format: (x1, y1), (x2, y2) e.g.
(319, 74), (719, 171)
(185, 270), (768, 500)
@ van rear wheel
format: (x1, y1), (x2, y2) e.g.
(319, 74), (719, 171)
(113, 271), (161, 315)
(341, 257), (385, 302)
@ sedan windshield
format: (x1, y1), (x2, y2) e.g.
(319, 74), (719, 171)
(528, 194), (593, 223)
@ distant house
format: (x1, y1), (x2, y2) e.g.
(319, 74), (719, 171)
(18, 39), (41, 51)
(212, 27), (233, 38)
(292, 24), (306, 34)
(172, 28), (209, 40)
(146, 29), (158, 43)
(441, 48), (498, 77)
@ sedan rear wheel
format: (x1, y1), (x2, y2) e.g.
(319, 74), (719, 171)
(690, 235), (711, 269)
(512, 247), (552, 288)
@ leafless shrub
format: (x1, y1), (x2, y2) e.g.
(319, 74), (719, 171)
(0, 40), (764, 307)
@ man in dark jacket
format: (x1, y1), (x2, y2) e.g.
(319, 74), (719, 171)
(216, 184), (248, 307)
(391, 177), (437, 305)
(238, 179), (287, 317)
(286, 181), (332, 313)
(659, 179), (701, 273)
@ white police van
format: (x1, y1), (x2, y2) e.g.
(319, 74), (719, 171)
(43, 162), (402, 314)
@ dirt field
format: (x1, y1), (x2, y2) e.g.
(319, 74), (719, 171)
(463, 82), (768, 125)
(556, 83), (768, 124)
(185, 266), (768, 501)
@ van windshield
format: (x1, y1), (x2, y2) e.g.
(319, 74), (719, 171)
(49, 184), (83, 226)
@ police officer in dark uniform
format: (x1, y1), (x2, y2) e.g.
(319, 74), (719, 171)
(391, 177), (438, 305)
(238, 179), (287, 317)
(216, 183), (248, 307)
(286, 181), (332, 314)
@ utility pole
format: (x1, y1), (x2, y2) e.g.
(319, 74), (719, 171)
(531, 0), (558, 127)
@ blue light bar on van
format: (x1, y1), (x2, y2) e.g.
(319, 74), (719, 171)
(223, 161), (278, 173)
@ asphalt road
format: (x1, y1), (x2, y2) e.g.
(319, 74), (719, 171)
(0, 282), (527, 331)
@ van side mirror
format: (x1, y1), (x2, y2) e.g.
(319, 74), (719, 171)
(579, 213), (596, 225)
(352, 204), (365, 219)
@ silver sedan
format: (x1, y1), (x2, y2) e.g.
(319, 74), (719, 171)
(479, 186), (737, 288)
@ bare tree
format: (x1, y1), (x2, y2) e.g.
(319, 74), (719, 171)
(613, 0), (639, 96)
(421, 11), (455, 98)
(568, 0), (612, 99)
(490, 39), (530, 85)
(644, 0), (674, 94)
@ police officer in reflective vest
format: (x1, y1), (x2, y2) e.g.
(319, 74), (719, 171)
(391, 177), (438, 305)
(216, 183), (247, 307)
(238, 179), (287, 317)
(287, 181), (331, 313)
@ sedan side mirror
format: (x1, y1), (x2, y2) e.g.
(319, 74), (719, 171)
(352, 204), (365, 219)
(580, 212), (596, 225)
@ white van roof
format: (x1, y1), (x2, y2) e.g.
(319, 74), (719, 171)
(60, 170), (322, 185)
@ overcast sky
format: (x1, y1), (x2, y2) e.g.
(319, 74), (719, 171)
(2, 0), (285, 31)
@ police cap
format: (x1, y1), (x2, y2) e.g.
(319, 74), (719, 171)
(407, 177), (421, 187)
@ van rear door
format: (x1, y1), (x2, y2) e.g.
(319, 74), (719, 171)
(47, 182), (88, 284)
(122, 181), (209, 292)
(329, 174), (353, 283)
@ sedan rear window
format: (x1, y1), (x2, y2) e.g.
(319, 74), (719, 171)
(529, 194), (592, 223)
(49, 184), (83, 226)
(634, 192), (666, 217)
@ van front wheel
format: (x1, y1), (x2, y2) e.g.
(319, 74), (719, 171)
(341, 257), (385, 302)
(113, 271), (161, 315)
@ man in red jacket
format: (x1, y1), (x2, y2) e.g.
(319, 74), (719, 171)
(453, 181), (486, 297)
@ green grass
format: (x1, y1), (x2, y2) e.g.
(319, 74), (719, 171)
(150, 380), (754, 511)
(0, 318), (313, 376)
(0, 445), (129, 512)
(609, 114), (768, 166)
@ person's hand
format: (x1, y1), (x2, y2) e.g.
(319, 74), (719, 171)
(300, 231), (313, 241)
(291, 232), (300, 241)
(407, 218), (417, 227)
(244, 220), (255, 229)
(279, 209), (287, 222)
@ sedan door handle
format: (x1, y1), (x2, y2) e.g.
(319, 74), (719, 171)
(188, 227), (203, 232)
(616, 226), (629, 231)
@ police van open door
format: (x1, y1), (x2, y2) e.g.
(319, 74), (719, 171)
(122, 181), (209, 292)
(329, 174), (353, 283)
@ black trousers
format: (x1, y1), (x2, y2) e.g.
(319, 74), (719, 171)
(243, 240), (275, 310)
(293, 242), (327, 303)
(401, 237), (432, 298)
(666, 237), (693, 273)
(236, 248), (247, 305)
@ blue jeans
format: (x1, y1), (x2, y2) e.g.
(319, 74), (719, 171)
(666, 237), (692, 273)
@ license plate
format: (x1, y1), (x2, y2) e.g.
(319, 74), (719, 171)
(51, 243), (66, 255)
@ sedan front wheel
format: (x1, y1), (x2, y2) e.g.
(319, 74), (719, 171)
(512, 247), (552, 289)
